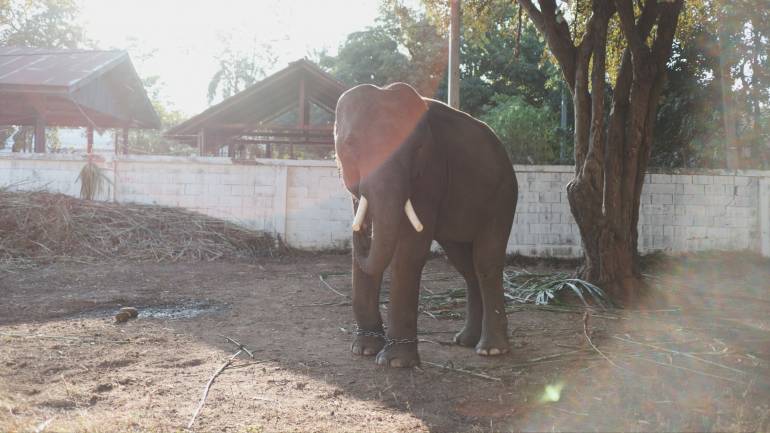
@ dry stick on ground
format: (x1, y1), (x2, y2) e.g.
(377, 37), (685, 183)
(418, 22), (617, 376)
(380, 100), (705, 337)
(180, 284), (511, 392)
(221, 336), (255, 359)
(583, 311), (622, 369)
(0, 332), (131, 344)
(188, 349), (244, 430)
(422, 361), (502, 382)
(613, 335), (747, 376)
(319, 274), (349, 298)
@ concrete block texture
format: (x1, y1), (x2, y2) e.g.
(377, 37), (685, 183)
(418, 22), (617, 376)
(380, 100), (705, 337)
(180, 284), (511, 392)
(0, 154), (768, 257)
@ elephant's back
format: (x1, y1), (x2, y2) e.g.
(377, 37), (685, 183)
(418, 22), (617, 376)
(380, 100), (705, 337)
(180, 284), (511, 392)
(425, 99), (517, 240)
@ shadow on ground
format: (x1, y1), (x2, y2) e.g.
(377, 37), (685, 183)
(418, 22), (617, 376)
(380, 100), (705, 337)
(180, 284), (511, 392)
(1, 252), (769, 432)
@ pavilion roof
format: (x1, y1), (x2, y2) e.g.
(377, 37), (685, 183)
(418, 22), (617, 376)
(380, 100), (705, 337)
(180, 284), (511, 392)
(165, 59), (347, 138)
(0, 47), (160, 129)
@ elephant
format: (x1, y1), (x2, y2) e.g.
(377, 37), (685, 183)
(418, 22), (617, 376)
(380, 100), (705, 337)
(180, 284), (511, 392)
(334, 82), (518, 368)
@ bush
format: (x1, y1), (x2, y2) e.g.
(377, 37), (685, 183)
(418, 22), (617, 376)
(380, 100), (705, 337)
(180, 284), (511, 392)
(481, 94), (563, 164)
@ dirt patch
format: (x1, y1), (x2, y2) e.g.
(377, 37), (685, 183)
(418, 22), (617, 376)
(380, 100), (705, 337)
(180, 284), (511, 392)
(0, 253), (769, 432)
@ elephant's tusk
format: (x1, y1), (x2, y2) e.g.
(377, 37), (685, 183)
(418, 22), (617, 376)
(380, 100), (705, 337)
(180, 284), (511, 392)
(404, 199), (423, 232)
(352, 196), (368, 232)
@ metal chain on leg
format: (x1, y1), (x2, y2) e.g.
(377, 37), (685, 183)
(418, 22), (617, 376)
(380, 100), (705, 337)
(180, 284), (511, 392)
(353, 324), (386, 340)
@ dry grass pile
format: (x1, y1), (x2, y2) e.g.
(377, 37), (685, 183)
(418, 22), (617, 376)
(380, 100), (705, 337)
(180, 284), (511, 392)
(0, 189), (281, 264)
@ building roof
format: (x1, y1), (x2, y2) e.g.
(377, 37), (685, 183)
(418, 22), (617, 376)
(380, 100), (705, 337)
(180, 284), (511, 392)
(165, 59), (347, 137)
(0, 47), (161, 128)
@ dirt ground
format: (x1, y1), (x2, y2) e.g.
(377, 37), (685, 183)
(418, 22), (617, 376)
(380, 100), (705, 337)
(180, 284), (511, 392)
(1, 252), (769, 433)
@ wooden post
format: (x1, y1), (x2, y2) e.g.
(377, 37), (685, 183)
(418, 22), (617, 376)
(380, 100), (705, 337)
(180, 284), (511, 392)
(197, 129), (207, 156)
(448, 0), (461, 109)
(122, 128), (129, 155)
(34, 116), (46, 153)
(86, 127), (94, 154)
(293, 75), (308, 159)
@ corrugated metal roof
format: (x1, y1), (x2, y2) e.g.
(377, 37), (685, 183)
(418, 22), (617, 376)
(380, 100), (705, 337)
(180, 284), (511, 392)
(0, 47), (127, 92)
(165, 59), (347, 137)
(0, 47), (160, 128)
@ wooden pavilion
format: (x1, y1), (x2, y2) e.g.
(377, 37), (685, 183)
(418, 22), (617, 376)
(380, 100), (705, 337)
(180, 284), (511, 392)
(0, 47), (160, 153)
(165, 59), (348, 159)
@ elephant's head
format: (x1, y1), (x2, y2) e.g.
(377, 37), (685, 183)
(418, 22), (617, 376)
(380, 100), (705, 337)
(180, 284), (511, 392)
(334, 83), (433, 276)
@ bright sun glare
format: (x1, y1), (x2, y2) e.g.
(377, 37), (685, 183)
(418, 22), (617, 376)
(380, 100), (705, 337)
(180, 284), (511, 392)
(78, 0), (383, 115)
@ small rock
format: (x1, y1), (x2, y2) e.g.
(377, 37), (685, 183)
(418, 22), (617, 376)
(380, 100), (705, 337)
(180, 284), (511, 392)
(114, 311), (131, 323)
(119, 307), (139, 318)
(95, 383), (113, 393)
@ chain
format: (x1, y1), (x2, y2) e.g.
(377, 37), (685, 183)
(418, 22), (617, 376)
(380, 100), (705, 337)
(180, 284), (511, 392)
(383, 337), (419, 348)
(353, 325), (385, 339)
(353, 325), (418, 348)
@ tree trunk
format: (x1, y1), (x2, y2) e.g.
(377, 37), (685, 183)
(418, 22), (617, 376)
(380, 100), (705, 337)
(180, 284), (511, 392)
(519, 0), (683, 304)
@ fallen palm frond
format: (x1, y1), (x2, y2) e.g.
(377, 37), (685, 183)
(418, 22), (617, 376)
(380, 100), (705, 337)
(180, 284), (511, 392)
(0, 189), (281, 265)
(76, 160), (111, 200)
(504, 270), (612, 309)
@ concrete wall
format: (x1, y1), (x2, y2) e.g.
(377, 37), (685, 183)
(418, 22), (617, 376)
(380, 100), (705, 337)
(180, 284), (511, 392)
(1, 153), (768, 257)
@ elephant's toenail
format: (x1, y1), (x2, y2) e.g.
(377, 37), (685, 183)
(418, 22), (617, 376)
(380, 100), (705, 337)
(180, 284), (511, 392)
(489, 348), (501, 355)
(477, 348), (488, 355)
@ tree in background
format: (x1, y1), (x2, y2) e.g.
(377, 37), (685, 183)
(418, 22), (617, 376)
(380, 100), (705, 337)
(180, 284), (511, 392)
(652, 0), (769, 168)
(322, 1), (568, 161)
(0, 0), (86, 152)
(207, 36), (277, 105)
(481, 94), (561, 164)
(0, 0), (84, 48)
(319, 5), (446, 98)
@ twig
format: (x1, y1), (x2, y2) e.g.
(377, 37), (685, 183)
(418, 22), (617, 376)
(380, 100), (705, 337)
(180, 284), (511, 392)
(583, 311), (622, 369)
(423, 361), (502, 382)
(0, 332), (130, 344)
(633, 355), (746, 384)
(290, 301), (351, 308)
(527, 348), (592, 363)
(221, 336), (255, 359)
(613, 335), (747, 376)
(33, 417), (54, 433)
(187, 349), (243, 429)
(319, 274), (348, 298)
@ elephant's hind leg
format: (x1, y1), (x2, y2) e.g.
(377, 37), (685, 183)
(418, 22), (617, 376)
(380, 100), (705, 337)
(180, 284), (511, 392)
(439, 240), (482, 348)
(472, 212), (514, 356)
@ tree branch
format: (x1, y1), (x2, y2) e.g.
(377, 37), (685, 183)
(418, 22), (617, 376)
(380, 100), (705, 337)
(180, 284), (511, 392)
(518, 0), (577, 91)
(614, 0), (649, 62)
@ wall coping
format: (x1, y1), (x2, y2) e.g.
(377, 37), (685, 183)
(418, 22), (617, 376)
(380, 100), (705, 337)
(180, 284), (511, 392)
(2, 153), (769, 178)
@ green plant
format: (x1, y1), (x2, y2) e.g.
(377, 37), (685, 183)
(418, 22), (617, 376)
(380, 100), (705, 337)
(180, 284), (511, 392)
(480, 94), (561, 164)
(76, 160), (111, 200)
(503, 270), (612, 309)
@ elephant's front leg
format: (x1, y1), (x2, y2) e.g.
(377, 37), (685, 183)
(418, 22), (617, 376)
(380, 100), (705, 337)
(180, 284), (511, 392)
(351, 260), (385, 356)
(375, 235), (431, 368)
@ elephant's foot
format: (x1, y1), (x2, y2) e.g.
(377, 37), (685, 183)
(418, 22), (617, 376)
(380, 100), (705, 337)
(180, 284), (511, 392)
(474, 332), (510, 356)
(453, 325), (481, 347)
(351, 326), (385, 356)
(375, 341), (420, 368)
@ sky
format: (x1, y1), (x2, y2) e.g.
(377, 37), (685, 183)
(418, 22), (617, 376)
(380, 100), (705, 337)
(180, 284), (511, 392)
(78, 0), (384, 116)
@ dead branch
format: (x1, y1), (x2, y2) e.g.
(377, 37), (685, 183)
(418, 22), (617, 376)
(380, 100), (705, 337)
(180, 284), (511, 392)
(423, 361), (502, 382)
(583, 311), (622, 369)
(221, 336), (255, 359)
(319, 274), (349, 298)
(613, 335), (747, 376)
(187, 349), (244, 430)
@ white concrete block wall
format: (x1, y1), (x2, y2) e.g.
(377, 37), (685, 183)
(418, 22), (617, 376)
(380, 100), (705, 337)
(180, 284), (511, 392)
(1, 153), (768, 258)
